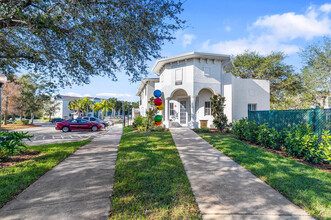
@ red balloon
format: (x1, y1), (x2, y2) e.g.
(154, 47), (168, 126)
(154, 98), (162, 106)
(155, 121), (162, 126)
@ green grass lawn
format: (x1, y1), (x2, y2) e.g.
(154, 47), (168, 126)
(198, 132), (330, 219)
(0, 139), (91, 208)
(109, 127), (201, 219)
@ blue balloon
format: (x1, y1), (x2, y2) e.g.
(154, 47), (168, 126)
(154, 90), (162, 98)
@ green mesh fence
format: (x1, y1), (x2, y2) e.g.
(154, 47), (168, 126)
(248, 108), (331, 135)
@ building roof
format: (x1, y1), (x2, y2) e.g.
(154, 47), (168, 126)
(151, 52), (234, 75)
(136, 78), (159, 96)
(55, 95), (101, 101)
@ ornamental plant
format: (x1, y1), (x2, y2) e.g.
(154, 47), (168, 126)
(210, 94), (228, 131)
(0, 131), (33, 160)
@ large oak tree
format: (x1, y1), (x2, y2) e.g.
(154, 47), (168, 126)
(0, 0), (185, 86)
(230, 51), (302, 110)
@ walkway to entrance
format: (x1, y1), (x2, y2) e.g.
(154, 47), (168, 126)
(170, 128), (312, 220)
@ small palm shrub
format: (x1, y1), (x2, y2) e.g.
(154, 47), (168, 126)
(0, 131), (33, 160)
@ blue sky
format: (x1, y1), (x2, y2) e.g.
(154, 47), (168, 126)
(59, 0), (331, 102)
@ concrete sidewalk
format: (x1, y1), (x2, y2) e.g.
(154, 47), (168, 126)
(170, 128), (313, 220)
(0, 124), (123, 220)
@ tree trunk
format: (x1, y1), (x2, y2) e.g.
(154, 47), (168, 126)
(30, 113), (34, 124)
(20, 112), (23, 121)
(4, 97), (8, 125)
(49, 112), (52, 122)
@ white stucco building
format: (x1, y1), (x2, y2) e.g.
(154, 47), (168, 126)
(136, 52), (270, 128)
(51, 95), (102, 119)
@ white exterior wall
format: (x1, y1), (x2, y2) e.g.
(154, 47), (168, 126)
(139, 82), (156, 117)
(137, 52), (270, 128)
(196, 89), (214, 128)
(232, 78), (270, 121)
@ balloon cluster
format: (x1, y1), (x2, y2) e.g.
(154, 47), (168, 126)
(153, 90), (163, 126)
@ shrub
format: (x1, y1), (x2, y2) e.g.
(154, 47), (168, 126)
(284, 124), (331, 164)
(270, 129), (287, 150)
(150, 126), (167, 132)
(133, 116), (148, 127)
(232, 118), (247, 140)
(257, 123), (273, 148)
(193, 128), (211, 133)
(13, 119), (29, 125)
(210, 94), (228, 130)
(0, 131), (33, 160)
(233, 121), (330, 164)
(243, 121), (259, 143)
(137, 126), (147, 131)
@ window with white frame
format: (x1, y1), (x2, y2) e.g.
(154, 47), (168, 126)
(175, 69), (183, 85)
(248, 104), (257, 111)
(170, 103), (175, 116)
(205, 101), (211, 115)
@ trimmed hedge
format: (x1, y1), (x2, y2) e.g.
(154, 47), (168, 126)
(232, 118), (331, 164)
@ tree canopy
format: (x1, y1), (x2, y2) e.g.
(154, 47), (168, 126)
(299, 37), (330, 108)
(230, 51), (302, 109)
(0, 0), (185, 86)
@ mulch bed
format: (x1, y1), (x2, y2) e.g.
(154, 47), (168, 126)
(0, 151), (40, 169)
(1, 124), (41, 131)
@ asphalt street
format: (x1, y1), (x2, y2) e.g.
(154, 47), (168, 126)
(17, 121), (113, 146)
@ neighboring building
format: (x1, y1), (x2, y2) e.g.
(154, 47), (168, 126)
(52, 95), (102, 119)
(136, 52), (270, 128)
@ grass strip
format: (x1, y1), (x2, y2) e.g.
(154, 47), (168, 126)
(109, 127), (201, 219)
(0, 139), (91, 207)
(198, 132), (330, 219)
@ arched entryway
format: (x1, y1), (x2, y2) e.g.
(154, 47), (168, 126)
(196, 88), (214, 128)
(168, 89), (189, 127)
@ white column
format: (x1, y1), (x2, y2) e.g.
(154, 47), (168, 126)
(189, 96), (197, 129)
(165, 98), (170, 128)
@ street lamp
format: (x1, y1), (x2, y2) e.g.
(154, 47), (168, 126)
(0, 74), (7, 130)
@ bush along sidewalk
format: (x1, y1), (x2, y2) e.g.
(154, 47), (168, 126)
(0, 131), (33, 160)
(232, 118), (331, 164)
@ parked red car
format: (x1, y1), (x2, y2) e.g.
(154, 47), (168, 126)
(55, 119), (103, 132)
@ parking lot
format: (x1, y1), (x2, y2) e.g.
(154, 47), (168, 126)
(17, 121), (120, 146)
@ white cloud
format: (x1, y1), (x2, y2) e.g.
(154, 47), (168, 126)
(320, 3), (331, 13)
(182, 34), (196, 48)
(200, 4), (331, 55)
(225, 26), (231, 32)
(96, 92), (133, 98)
(61, 92), (83, 97)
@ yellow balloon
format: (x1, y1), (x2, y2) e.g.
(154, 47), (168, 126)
(156, 103), (164, 110)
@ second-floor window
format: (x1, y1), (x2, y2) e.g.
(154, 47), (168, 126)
(175, 69), (183, 85)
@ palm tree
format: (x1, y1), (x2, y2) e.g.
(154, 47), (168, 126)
(80, 97), (94, 116)
(115, 100), (122, 118)
(68, 99), (81, 117)
(92, 102), (103, 118)
(101, 99), (113, 118)
(108, 98), (117, 118)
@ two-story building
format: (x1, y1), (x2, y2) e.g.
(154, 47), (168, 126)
(136, 52), (270, 128)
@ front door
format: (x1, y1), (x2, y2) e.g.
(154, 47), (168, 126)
(179, 100), (187, 126)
